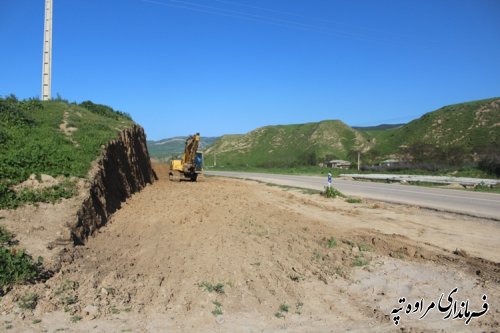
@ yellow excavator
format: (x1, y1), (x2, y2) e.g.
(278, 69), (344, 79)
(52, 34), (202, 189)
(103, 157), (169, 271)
(169, 133), (203, 182)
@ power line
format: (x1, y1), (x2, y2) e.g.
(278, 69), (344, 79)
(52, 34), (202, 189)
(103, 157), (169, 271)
(139, 0), (423, 46)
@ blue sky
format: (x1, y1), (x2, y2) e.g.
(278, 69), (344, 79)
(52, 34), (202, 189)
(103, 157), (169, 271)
(1, 0), (499, 140)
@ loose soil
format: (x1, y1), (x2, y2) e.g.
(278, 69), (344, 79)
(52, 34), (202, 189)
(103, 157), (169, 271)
(1, 163), (499, 332)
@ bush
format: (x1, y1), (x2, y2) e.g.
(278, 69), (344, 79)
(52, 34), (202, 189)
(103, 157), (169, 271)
(323, 186), (343, 198)
(478, 155), (500, 177)
(80, 101), (132, 121)
(0, 99), (35, 127)
(0, 225), (14, 246)
(0, 248), (42, 292)
(18, 293), (38, 310)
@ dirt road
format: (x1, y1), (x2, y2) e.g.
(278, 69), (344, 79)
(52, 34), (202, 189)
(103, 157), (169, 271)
(1, 163), (499, 332)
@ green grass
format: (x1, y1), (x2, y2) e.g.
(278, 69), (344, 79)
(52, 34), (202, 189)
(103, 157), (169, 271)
(70, 315), (82, 323)
(0, 96), (134, 209)
(275, 303), (289, 318)
(353, 256), (368, 267)
(326, 237), (337, 248)
(0, 247), (43, 292)
(61, 295), (78, 305)
(323, 186), (344, 198)
(279, 304), (289, 313)
(0, 225), (14, 246)
(198, 282), (225, 294)
(346, 197), (362, 204)
(0, 225), (43, 293)
(211, 301), (223, 316)
(56, 279), (79, 295)
(17, 293), (38, 310)
(0, 180), (77, 210)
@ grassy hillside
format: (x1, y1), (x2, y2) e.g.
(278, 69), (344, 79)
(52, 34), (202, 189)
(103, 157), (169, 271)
(0, 96), (134, 209)
(205, 120), (370, 168)
(205, 98), (499, 176)
(364, 98), (500, 159)
(147, 136), (219, 161)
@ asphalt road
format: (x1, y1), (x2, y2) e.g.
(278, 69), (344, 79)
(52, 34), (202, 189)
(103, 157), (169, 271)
(205, 171), (500, 220)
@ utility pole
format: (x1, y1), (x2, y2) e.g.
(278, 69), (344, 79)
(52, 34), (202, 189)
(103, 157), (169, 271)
(214, 152), (217, 167)
(41, 0), (53, 101)
(357, 151), (361, 171)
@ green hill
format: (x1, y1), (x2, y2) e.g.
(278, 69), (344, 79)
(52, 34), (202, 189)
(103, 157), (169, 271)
(147, 136), (219, 161)
(205, 98), (500, 175)
(364, 98), (500, 162)
(205, 120), (370, 168)
(0, 96), (134, 209)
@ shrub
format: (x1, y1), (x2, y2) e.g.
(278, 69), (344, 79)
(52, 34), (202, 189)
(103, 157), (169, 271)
(80, 101), (132, 121)
(323, 186), (343, 198)
(0, 225), (14, 246)
(198, 282), (225, 294)
(0, 248), (42, 291)
(18, 293), (38, 310)
(326, 237), (337, 248)
(478, 155), (500, 177)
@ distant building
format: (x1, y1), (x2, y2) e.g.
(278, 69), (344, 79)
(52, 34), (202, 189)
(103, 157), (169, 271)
(325, 160), (351, 169)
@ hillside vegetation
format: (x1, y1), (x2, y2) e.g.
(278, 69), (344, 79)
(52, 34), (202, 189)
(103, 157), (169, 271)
(0, 95), (134, 209)
(205, 120), (369, 168)
(366, 98), (500, 156)
(206, 98), (500, 176)
(147, 136), (218, 161)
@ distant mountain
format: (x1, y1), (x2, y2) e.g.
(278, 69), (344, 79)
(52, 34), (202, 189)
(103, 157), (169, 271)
(147, 136), (219, 160)
(204, 120), (371, 168)
(353, 124), (405, 131)
(204, 97), (500, 168)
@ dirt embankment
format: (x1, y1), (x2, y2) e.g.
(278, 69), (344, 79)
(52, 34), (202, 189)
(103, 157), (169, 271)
(0, 124), (156, 272)
(1, 163), (498, 333)
(71, 125), (157, 244)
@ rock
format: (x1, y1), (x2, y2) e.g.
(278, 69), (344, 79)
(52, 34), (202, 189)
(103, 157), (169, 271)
(36, 300), (58, 313)
(83, 305), (99, 318)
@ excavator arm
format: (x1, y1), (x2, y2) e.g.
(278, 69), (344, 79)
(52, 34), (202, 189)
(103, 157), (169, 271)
(169, 133), (203, 181)
(182, 133), (200, 165)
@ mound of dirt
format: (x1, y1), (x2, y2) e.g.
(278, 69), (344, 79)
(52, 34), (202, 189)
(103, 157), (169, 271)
(1, 162), (498, 332)
(0, 125), (156, 274)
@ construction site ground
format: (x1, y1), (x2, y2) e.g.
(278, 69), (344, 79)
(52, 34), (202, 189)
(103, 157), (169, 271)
(1, 162), (499, 332)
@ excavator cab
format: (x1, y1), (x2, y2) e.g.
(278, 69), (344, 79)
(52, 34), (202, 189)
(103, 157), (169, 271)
(194, 152), (203, 172)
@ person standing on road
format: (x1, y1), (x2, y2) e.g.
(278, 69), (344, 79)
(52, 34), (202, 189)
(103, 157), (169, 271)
(327, 170), (332, 188)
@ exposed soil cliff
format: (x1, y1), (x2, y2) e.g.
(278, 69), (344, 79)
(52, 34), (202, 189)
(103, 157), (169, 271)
(70, 125), (157, 244)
